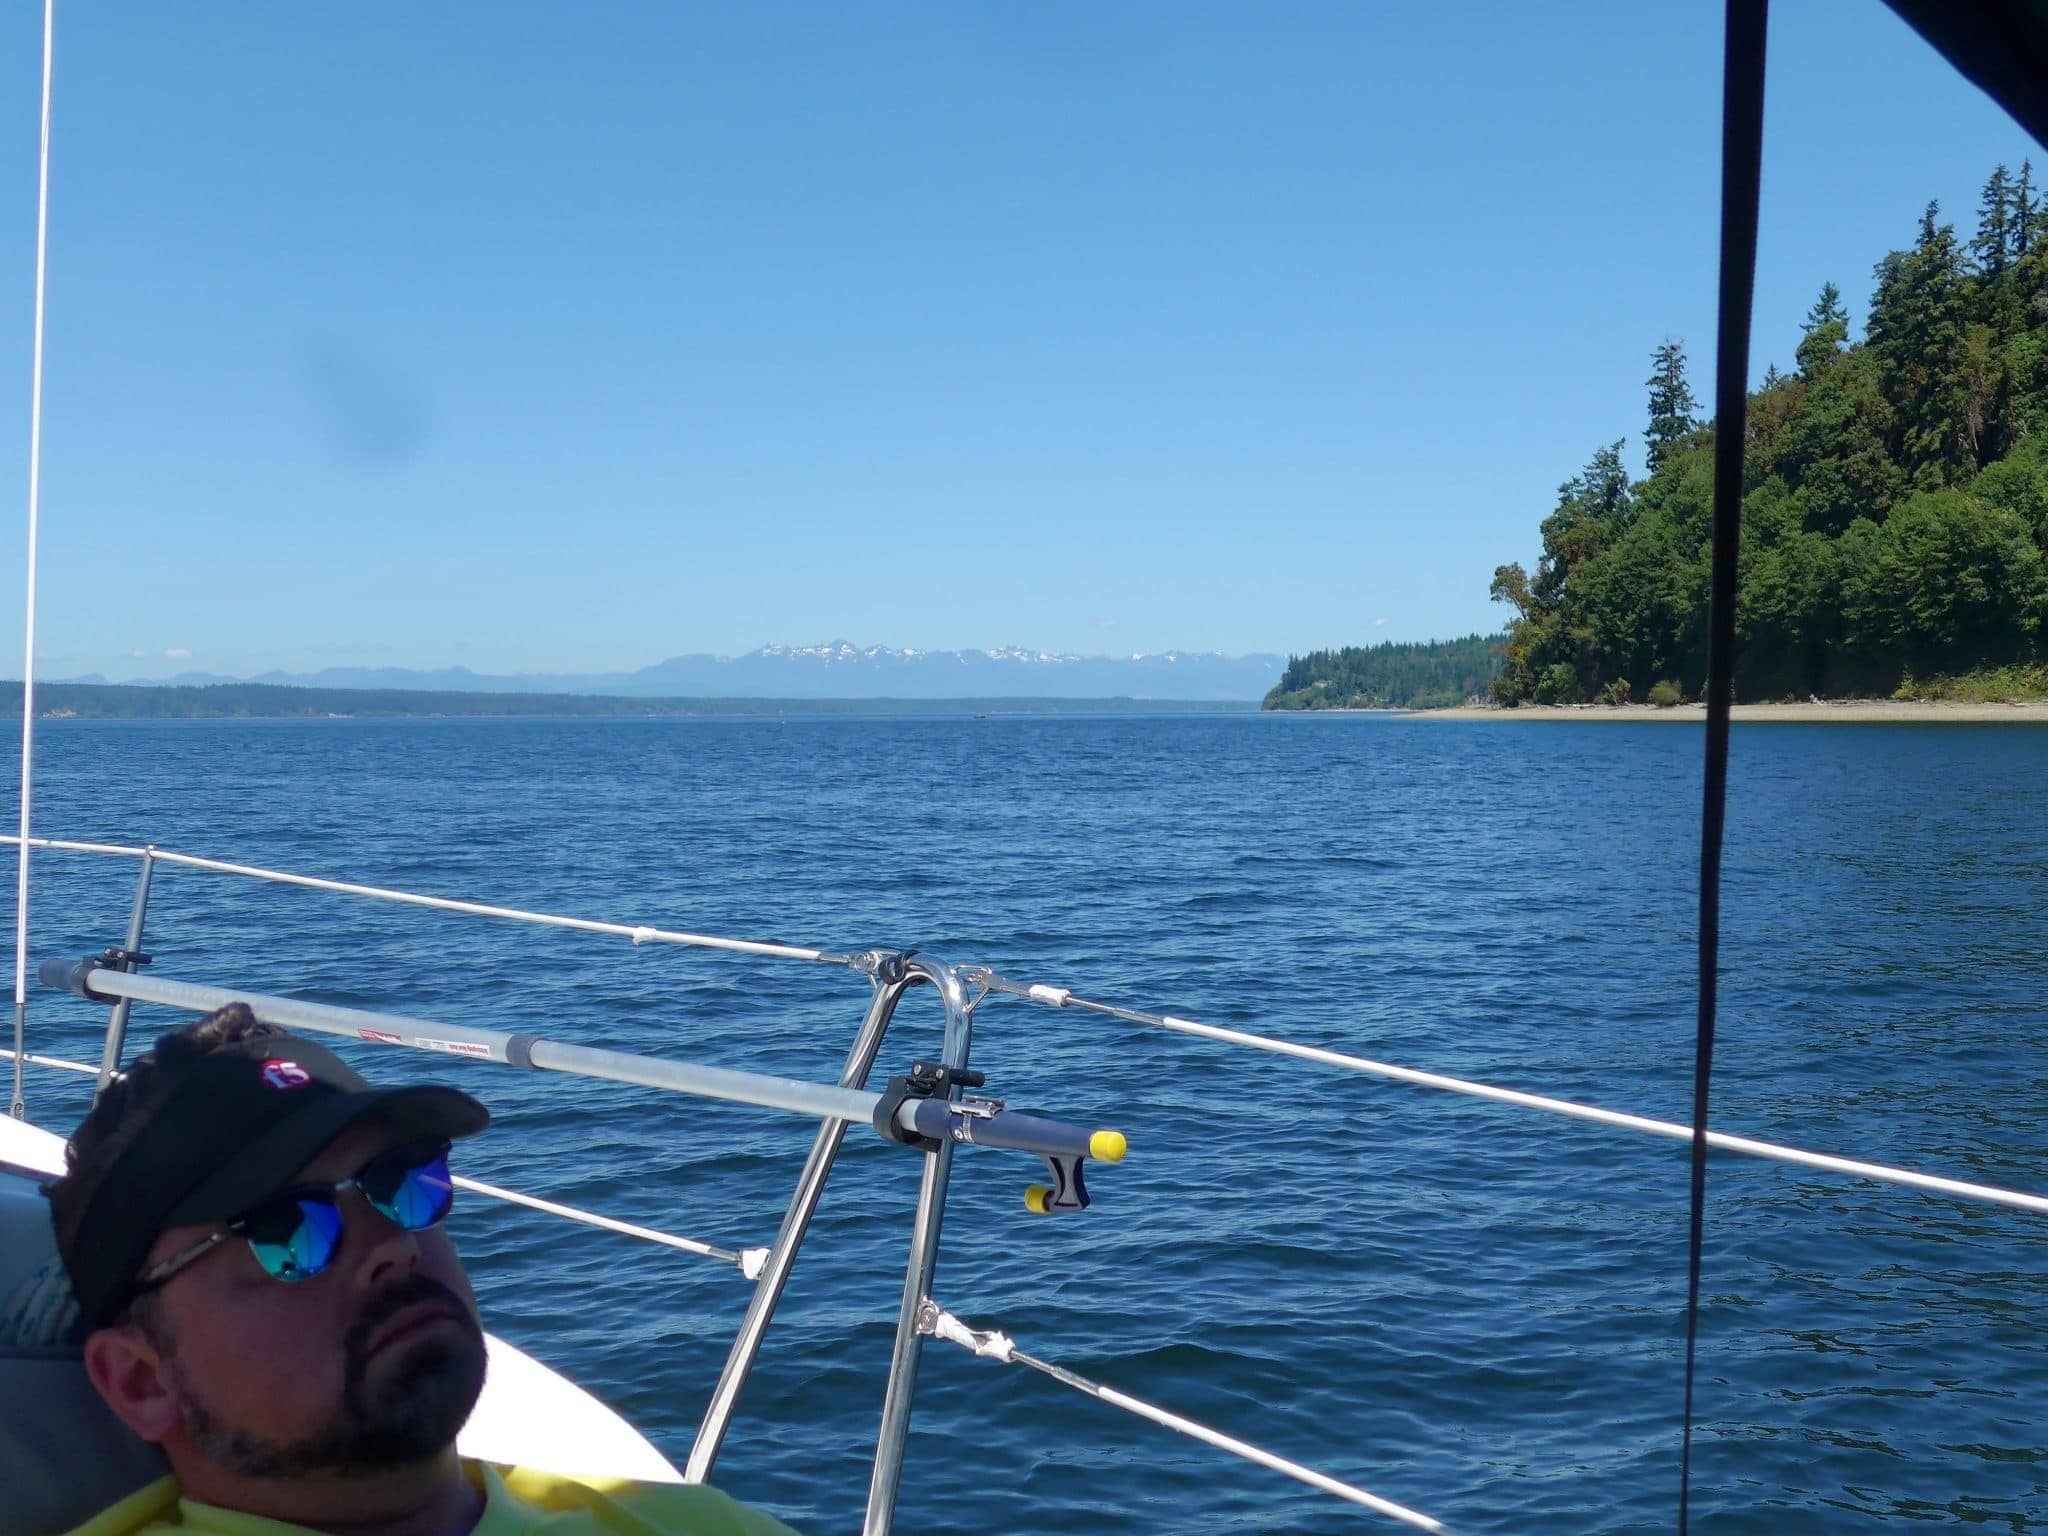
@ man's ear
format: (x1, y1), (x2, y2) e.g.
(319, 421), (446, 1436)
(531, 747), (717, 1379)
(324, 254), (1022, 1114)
(82, 1321), (181, 1443)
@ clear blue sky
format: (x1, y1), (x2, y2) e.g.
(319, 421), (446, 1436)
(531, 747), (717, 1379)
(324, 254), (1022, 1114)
(0, 2), (2039, 679)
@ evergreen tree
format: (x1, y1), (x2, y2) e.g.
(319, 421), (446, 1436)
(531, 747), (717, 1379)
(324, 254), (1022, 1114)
(1572, 440), (1634, 521)
(1531, 441), (1633, 606)
(1762, 362), (1783, 388)
(1868, 203), (1971, 477)
(1796, 281), (1850, 376)
(1777, 347), (1902, 534)
(2012, 160), (2038, 260)
(1645, 341), (1698, 474)
(1973, 164), (2013, 276)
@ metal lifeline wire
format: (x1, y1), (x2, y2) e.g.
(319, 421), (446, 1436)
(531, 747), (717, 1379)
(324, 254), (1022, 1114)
(964, 972), (2048, 1218)
(0, 1044), (768, 1275)
(0, 835), (848, 965)
(9, 0), (55, 1122)
(451, 1173), (769, 1279)
(10, 834), (2048, 1218)
(921, 1302), (1450, 1533)
(0, 1044), (93, 1076)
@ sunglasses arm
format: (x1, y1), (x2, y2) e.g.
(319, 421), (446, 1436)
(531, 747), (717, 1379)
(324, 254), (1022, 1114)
(131, 1226), (233, 1294)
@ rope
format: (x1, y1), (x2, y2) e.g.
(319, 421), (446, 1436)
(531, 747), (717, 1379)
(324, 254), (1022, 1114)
(966, 971), (2048, 1216)
(921, 1302), (1450, 1532)
(10, 0), (55, 1123)
(1683, 3), (1768, 1527)
(0, 836), (848, 966)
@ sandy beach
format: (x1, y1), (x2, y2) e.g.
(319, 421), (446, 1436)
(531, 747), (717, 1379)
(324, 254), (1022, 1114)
(1422, 699), (2048, 723)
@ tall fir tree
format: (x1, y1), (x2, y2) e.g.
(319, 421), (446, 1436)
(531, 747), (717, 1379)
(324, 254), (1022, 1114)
(2013, 159), (2039, 260)
(1644, 341), (1698, 474)
(1973, 164), (2012, 276)
(1796, 281), (1850, 376)
(1528, 442), (1633, 608)
(1868, 203), (1972, 477)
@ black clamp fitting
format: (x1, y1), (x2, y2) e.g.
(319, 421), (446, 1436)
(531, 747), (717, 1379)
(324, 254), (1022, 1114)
(873, 1058), (986, 1152)
(39, 949), (148, 1004)
(874, 949), (918, 987)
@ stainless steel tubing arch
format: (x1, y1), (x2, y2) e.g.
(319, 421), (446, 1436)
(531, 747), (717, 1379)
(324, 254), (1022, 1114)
(863, 956), (975, 1536)
(685, 964), (912, 1482)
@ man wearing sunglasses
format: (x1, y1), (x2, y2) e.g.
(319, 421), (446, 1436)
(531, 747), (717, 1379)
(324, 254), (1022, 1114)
(45, 1004), (799, 1535)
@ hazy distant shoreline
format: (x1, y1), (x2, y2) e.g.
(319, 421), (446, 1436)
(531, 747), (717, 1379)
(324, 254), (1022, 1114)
(1, 681), (1260, 721)
(1422, 700), (2048, 723)
(52, 643), (1284, 703)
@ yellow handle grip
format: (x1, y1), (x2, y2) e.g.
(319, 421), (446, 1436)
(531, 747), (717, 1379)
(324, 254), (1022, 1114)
(1088, 1130), (1128, 1164)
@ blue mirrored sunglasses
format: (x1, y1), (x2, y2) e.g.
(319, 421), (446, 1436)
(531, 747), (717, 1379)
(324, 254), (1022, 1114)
(134, 1139), (454, 1293)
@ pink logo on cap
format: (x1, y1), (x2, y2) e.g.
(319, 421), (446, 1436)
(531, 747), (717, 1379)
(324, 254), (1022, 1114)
(260, 1059), (312, 1090)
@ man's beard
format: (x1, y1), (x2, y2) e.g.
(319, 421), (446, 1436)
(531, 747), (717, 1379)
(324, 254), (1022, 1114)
(165, 1275), (489, 1481)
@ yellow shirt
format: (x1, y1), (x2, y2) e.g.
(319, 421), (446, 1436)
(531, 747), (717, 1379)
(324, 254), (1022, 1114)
(65, 1462), (802, 1536)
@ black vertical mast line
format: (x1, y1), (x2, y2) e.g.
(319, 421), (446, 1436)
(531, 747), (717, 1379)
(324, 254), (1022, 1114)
(1681, 1), (1767, 1530)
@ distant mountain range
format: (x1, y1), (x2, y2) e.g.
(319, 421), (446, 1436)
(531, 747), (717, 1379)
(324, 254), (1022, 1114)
(60, 643), (1287, 702)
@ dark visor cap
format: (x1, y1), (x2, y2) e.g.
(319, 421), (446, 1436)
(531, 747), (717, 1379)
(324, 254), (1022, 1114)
(54, 1027), (488, 1328)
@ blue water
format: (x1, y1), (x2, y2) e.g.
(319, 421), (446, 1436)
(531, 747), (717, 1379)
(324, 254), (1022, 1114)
(8, 715), (2047, 1534)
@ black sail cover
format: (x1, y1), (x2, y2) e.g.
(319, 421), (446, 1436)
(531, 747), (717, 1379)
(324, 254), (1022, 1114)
(1884, 0), (2048, 149)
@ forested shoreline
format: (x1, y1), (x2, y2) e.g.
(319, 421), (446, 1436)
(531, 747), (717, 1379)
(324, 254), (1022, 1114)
(1486, 164), (2048, 706)
(1271, 163), (2048, 712)
(1263, 635), (1503, 709)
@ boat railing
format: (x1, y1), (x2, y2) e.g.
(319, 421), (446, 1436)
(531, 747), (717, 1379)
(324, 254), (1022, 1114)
(1, 834), (1450, 1532)
(7, 833), (2048, 1532)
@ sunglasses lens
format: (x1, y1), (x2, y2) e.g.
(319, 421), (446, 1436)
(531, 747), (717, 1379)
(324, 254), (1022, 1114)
(244, 1196), (345, 1283)
(368, 1151), (454, 1232)
(230, 1146), (453, 1285)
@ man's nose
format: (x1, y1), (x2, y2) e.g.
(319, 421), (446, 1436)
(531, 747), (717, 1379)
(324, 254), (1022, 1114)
(343, 1187), (421, 1289)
